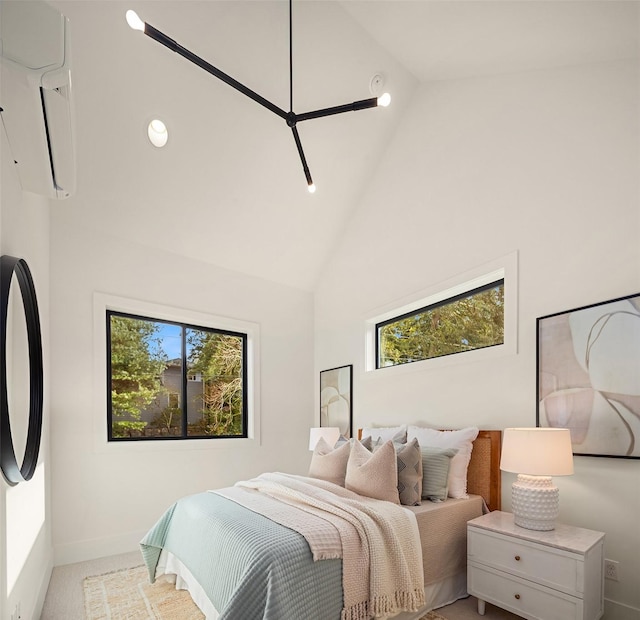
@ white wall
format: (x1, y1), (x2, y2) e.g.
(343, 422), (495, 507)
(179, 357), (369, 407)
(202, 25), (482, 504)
(314, 60), (640, 618)
(48, 216), (316, 564)
(0, 128), (53, 619)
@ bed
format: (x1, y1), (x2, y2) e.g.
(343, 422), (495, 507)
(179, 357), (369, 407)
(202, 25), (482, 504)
(140, 428), (501, 620)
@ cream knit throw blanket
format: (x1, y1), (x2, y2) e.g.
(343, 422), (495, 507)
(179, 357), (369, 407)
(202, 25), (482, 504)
(236, 473), (425, 620)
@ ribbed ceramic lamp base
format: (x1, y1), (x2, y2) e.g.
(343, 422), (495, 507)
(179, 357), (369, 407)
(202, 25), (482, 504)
(511, 474), (559, 531)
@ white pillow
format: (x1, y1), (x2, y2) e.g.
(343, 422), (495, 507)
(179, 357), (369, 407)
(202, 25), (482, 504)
(361, 424), (407, 443)
(407, 426), (479, 499)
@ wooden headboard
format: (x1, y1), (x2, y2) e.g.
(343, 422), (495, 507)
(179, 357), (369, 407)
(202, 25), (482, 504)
(357, 428), (502, 512)
(467, 430), (501, 512)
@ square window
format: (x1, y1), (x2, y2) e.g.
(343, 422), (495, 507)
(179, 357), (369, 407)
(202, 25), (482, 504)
(107, 311), (247, 441)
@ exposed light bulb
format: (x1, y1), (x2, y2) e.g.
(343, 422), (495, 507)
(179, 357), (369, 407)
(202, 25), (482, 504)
(126, 10), (145, 31)
(377, 92), (391, 107)
(308, 183), (316, 194)
(147, 119), (168, 147)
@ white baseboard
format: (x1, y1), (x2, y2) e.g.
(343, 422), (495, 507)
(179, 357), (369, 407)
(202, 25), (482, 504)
(54, 529), (147, 566)
(604, 597), (640, 620)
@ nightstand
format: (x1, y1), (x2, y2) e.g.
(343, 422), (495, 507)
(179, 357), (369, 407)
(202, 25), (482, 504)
(467, 511), (605, 620)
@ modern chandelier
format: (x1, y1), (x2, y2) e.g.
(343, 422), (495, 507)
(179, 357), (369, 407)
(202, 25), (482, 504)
(125, 1), (390, 193)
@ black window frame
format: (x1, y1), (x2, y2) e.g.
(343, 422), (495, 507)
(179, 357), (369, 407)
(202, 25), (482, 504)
(375, 279), (505, 369)
(106, 310), (248, 442)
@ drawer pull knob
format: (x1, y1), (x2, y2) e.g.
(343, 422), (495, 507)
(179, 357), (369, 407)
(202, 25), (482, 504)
(515, 594), (521, 600)
(514, 555), (521, 561)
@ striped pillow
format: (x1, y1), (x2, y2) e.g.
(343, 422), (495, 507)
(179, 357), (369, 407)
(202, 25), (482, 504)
(420, 446), (457, 502)
(408, 426), (479, 498)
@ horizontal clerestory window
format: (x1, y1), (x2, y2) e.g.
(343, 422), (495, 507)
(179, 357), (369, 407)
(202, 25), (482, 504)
(106, 311), (247, 441)
(376, 279), (505, 368)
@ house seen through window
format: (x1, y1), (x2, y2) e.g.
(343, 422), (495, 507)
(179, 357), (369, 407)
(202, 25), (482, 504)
(107, 311), (247, 440)
(376, 280), (505, 368)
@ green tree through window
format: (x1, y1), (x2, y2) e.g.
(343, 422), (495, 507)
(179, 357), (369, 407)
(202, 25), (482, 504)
(109, 316), (166, 437)
(187, 331), (244, 436)
(377, 280), (504, 368)
(107, 311), (247, 440)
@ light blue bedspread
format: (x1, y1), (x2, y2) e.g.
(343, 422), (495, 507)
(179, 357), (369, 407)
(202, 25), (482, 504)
(140, 491), (343, 620)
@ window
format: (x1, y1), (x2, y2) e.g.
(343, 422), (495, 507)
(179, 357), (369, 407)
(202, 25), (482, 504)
(376, 280), (505, 368)
(106, 311), (247, 441)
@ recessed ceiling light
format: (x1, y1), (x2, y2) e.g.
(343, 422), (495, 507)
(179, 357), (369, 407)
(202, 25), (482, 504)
(147, 119), (168, 148)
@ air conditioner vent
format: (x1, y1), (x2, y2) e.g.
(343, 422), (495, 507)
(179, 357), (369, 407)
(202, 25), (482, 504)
(0, 0), (76, 200)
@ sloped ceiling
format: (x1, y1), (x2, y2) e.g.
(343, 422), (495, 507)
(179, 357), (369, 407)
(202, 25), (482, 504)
(342, 1), (638, 82)
(49, 1), (637, 291)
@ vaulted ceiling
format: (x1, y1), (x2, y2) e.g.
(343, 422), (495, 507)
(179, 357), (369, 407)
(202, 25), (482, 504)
(50, 1), (638, 290)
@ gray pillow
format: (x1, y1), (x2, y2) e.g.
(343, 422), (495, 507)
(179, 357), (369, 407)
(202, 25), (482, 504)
(336, 436), (372, 451)
(362, 426), (407, 444)
(395, 438), (423, 506)
(420, 446), (457, 502)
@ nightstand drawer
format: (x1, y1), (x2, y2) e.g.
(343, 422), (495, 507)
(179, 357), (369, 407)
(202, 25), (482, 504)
(468, 563), (583, 620)
(468, 527), (580, 594)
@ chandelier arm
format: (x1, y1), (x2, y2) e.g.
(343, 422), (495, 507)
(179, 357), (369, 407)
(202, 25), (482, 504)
(296, 97), (379, 123)
(289, 0), (293, 112)
(126, 5), (389, 192)
(141, 21), (288, 121)
(291, 126), (314, 187)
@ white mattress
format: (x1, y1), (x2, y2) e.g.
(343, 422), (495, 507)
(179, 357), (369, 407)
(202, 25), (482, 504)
(157, 550), (219, 619)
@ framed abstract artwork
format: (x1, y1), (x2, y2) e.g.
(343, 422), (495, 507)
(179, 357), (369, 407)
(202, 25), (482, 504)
(320, 364), (353, 439)
(536, 292), (640, 458)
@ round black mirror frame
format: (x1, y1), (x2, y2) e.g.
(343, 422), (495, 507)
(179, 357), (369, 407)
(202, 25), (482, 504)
(0, 255), (43, 486)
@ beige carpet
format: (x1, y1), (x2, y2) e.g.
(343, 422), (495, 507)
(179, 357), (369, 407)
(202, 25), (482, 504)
(83, 565), (204, 619)
(83, 563), (448, 620)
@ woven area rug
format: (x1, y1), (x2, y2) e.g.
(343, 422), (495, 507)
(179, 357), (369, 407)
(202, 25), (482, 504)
(83, 563), (448, 620)
(83, 565), (204, 619)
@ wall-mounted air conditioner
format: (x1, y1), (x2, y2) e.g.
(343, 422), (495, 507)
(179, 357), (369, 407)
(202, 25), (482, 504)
(1, 0), (76, 200)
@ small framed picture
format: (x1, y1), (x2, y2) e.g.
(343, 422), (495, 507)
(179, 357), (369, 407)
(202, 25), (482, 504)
(319, 364), (353, 439)
(537, 292), (640, 458)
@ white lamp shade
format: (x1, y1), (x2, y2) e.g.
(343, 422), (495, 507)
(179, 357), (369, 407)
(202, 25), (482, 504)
(309, 427), (340, 451)
(500, 428), (574, 476)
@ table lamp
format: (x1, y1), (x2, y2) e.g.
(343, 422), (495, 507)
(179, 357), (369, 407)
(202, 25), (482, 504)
(500, 427), (574, 531)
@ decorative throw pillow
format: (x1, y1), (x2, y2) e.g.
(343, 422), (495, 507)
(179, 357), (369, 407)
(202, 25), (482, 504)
(345, 439), (400, 504)
(334, 436), (373, 452)
(308, 437), (351, 487)
(420, 447), (457, 502)
(374, 437), (422, 506)
(407, 426), (479, 499)
(361, 425), (407, 444)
